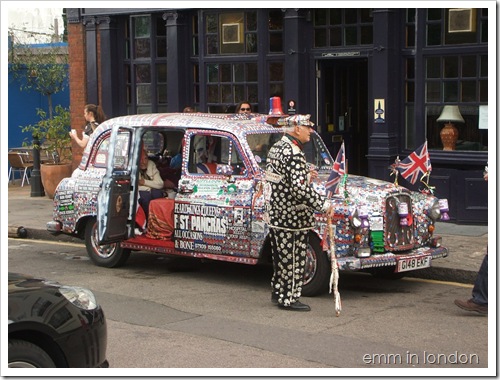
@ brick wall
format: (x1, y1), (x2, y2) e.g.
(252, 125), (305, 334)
(68, 22), (87, 169)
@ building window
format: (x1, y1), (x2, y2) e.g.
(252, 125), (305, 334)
(269, 61), (284, 98)
(313, 9), (373, 47)
(405, 9), (416, 48)
(246, 11), (258, 53)
(424, 54), (488, 151)
(404, 58), (415, 148)
(268, 10), (283, 53)
(206, 62), (258, 113)
(202, 11), (261, 112)
(426, 9), (487, 46)
(192, 14), (199, 56)
(205, 11), (258, 55)
(124, 14), (168, 114)
(404, 9), (488, 152)
(193, 63), (200, 104)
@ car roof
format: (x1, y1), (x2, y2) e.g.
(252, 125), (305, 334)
(98, 113), (281, 135)
(79, 113), (290, 170)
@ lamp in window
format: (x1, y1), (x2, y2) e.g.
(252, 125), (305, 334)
(437, 105), (464, 151)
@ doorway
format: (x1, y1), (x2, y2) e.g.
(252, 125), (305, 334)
(318, 59), (369, 176)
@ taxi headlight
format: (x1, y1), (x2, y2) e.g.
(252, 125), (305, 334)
(428, 200), (441, 221)
(352, 216), (361, 228)
(351, 209), (362, 228)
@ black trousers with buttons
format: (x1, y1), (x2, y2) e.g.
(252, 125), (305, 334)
(269, 227), (309, 306)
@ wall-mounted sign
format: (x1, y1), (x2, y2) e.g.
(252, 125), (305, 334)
(287, 99), (296, 115)
(374, 99), (385, 123)
(321, 51), (361, 58)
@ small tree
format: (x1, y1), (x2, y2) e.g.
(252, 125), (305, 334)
(8, 27), (68, 118)
(9, 25), (71, 164)
(21, 105), (72, 164)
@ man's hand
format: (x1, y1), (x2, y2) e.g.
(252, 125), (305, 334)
(309, 169), (318, 182)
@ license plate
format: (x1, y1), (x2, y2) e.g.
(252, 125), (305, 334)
(396, 256), (431, 272)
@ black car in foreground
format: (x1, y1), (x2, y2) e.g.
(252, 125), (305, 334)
(8, 273), (108, 368)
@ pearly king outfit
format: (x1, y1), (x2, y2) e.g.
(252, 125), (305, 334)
(265, 114), (330, 309)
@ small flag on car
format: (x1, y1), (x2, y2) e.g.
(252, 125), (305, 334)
(396, 141), (431, 185)
(325, 142), (346, 196)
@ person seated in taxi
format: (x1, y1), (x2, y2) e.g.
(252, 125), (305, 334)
(193, 135), (219, 174)
(138, 145), (164, 219)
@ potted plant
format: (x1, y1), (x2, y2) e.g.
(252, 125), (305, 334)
(21, 105), (73, 198)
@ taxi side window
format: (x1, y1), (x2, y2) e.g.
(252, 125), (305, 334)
(93, 132), (131, 169)
(188, 134), (246, 176)
(94, 138), (110, 167)
(142, 131), (165, 160)
(113, 133), (131, 170)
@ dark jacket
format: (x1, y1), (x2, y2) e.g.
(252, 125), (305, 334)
(265, 134), (328, 230)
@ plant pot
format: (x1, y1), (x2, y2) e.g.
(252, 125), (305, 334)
(40, 163), (73, 199)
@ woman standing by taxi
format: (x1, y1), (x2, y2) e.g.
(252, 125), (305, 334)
(70, 104), (106, 149)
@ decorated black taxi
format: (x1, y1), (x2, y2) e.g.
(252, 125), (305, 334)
(48, 111), (449, 296)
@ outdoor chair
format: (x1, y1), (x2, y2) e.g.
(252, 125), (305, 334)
(40, 148), (57, 164)
(8, 151), (34, 187)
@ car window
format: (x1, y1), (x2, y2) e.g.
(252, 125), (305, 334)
(94, 138), (111, 167)
(246, 132), (333, 171)
(113, 132), (131, 170)
(142, 131), (165, 156)
(306, 133), (334, 170)
(162, 131), (185, 158)
(93, 131), (131, 169)
(246, 132), (281, 170)
(188, 134), (246, 175)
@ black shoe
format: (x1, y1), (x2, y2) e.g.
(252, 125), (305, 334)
(271, 293), (279, 305)
(278, 301), (311, 312)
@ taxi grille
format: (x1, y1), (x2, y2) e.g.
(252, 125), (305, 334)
(385, 194), (414, 251)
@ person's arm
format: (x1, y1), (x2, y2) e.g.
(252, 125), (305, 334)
(69, 130), (90, 148)
(288, 153), (330, 212)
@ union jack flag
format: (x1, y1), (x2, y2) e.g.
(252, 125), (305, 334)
(325, 142), (345, 196)
(397, 141), (432, 185)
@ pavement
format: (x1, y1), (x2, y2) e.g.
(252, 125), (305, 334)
(7, 180), (489, 284)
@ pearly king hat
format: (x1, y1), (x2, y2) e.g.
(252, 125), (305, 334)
(266, 96), (288, 125)
(277, 114), (315, 128)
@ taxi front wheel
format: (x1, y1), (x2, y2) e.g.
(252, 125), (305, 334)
(85, 217), (130, 268)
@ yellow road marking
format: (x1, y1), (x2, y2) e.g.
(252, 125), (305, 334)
(8, 238), (85, 248)
(403, 276), (473, 288)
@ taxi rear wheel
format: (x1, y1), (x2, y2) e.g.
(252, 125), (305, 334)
(301, 233), (330, 297)
(85, 217), (130, 268)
